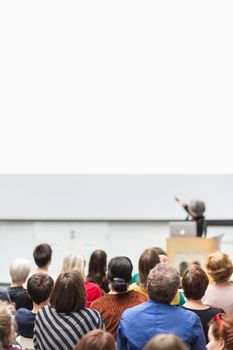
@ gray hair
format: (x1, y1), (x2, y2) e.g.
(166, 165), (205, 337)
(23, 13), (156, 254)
(147, 263), (180, 303)
(9, 258), (31, 283)
(189, 200), (205, 216)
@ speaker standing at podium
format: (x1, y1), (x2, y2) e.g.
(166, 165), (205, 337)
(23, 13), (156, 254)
(175, 196), (207, 237)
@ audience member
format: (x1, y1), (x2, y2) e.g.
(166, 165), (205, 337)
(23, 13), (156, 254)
(7, 258), (32, 310)
(143, 334), (189, 350)
(33, 270), (104, 350)
(153, 247), (169, 264)
(117, 263), (206, 350)
(87, 250), (109, 293)
(129, 248), (185, 306)
(33, 243), (52, 274)
(203, 251), (233, 313)
(73, 329), (116, 350)
(175, 196), (207, 237)
(182, 264), (223, 342)
(16, 272), (54, 339)
(131, 247), (167, 284)
(91, 256), (146, 338)
(61, 254), (101, 307)
(207, 313), (233, 349)
(0, 301), (22, 350)
(129, 248), (160, 296)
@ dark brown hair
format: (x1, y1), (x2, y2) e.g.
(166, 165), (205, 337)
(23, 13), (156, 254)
(74, 329), (115, 350)
(50, 271), (86, 312)
(138, 248), (160, 286)
(209, 313), (233, 349)
(87, 250), (107, 286)
(27, 272), (54, 304)
(182, 265), (209, 300)
(33, 243), (52, 268)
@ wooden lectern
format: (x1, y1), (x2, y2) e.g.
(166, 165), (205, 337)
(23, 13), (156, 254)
(167, 237), (221, 268)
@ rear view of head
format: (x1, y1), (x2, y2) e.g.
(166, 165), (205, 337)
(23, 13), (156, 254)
(107, 256), (133, 293)
(147, 263), (180, 303)
(9, 258), (31, 284)
(208, 313), (233, 350)
(0, 301), (17, 348)
(206, 251), (233, 284)
(138, 248), (160, 286)
(144, 334), (189, 350)
(74, 329), (116, 350)
(61, 254), (85, 279)
(50, 270), (86, 313)
(33, 243), (52, 268)
(87, 250), (107, 282)
(189, 200), (206, 217)
(182, 265), (209, 300)
(27, 272), (54, 305)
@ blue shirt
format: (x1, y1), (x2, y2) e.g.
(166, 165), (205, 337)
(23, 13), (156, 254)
(117, 300), (206, 350)
(16, 308), (36, 338)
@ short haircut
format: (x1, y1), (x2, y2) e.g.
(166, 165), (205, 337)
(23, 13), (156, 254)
(189, 200), (206, 216)
(144, 334), (189, 350)
(147, 263), (180, 303)
(206, 251), (233, 283)
(61, 254), (85, 279)
(138, 248), (160, 286)
(0, 301), (16, 348)
(182, 265), (209, 300)
(107, 256), (133, 293)
(50, 270), (86, 312)
(27, 273), (54, 305)
(209, 313), (233, 349)
(9, 258), (31, 283)
(33, 243), (52, 268)
(74, 329), (116, 350)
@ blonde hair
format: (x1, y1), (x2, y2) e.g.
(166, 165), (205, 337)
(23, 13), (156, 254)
(61, 254), (85, 278)
(0, 301), (16, 348)
(206, 251), (233, 283)
(144, 334), (189, 350)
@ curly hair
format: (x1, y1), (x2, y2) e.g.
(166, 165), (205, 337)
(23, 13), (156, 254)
(206, 251), (233, 283)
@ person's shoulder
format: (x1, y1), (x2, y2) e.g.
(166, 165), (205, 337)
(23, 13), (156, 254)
(79, 307), (102, 320)
(179, 306), (202, 323)
(130, 289), (148, 301)
(90, 293), (109, 307)
(121, 299), (150, 318)
(36, 304), (50, 316)
(85, 280), (101, 291)
(16, 307), (31, 316)
(207, 306), (224, 314)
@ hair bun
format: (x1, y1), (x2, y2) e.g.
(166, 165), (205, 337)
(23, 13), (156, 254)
(112, 277), (127, 292)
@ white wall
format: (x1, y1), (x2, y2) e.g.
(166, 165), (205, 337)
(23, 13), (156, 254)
(1, 220), (233, 284)
(0, 175), (233, 220)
